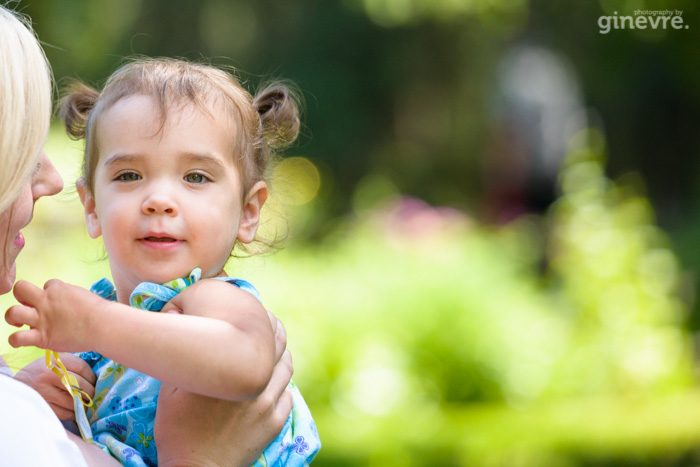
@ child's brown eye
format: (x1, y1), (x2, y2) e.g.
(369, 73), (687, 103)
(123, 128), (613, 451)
(184, 173), (208, 183)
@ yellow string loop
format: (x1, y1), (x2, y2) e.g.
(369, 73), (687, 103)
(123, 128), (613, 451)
(45, 351), (94, 408)
(45, 350), (94, 443)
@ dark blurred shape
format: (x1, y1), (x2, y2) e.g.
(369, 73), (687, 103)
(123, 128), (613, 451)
(482, 43), (587, 223)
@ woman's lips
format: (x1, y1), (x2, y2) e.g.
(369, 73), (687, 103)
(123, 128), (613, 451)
(14, 231), (25, 248)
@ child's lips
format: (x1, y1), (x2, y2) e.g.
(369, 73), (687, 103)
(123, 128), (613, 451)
(144, 236), (177, 242)
(139, 236), (183, 250)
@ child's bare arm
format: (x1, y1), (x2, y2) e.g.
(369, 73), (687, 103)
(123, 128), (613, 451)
(5, 279), (275, 401)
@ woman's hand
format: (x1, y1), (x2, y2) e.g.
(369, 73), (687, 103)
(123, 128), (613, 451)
(14, 354), (96, 420)
(5, 279), (102, 352)
(155, 310), (294, 467)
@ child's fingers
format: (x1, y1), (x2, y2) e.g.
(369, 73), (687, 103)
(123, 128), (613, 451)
(12, 280), (43, 307)
(8, 328), (42, 348)
(4, 304), (39, 328)
(43, 278), (65, 290)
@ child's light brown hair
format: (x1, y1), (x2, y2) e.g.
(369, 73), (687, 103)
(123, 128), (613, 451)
(60, 58), (300, 200)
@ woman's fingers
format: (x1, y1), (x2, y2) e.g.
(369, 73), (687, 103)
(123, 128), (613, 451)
(262, 311), (292, 423)
(265, 309), (287, 362)
(50, 403), (77, 421)
(71, 372), (96, 400)
(256, 349), (293, 432)
(266, 309), (277, 333)
(44, 383), (77, 413)
(273, 317), (287, 363)
(276, 389), (293, 420)
(267, 349), (293, 403)
(60, 353), (97, 387)
(5, 305), (39, 328)
(12, 280), (43, 307)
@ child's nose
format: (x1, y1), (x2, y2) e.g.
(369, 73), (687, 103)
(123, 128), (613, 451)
(142, 189), (178, 216)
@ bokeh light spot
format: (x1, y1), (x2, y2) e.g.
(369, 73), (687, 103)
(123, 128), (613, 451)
(273, 157), (321, 205)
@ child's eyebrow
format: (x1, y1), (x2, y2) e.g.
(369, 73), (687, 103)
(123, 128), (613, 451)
(180, 153), (226, 171)
(102, 153), (226, 171)
(103, 153), (141, 168)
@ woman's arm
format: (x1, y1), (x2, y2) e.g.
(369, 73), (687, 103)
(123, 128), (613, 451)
(156, 310), (294, 467)
(5, 278), (276, 401)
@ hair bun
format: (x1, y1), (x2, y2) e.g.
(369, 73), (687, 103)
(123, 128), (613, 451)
(254, 84), (300, 149)
(60, 81), (100, 139)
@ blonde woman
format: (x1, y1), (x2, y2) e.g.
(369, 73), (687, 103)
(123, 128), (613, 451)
(0, 6), (105, 465)
(0, 6), (294, 466)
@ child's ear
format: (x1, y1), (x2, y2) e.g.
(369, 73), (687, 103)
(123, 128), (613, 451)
(238, 181), (268, 244)
(77, 178), (102, 239)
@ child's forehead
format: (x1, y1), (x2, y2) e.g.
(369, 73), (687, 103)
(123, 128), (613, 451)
(101, 93), (236, 136)
(94, 95), (243, 170)
(106, 93), (220, 118)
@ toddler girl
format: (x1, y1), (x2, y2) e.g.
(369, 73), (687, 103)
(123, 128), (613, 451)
(5, 58), (320, 466)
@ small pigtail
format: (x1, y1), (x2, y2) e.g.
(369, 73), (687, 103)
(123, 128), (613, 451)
(253, 83), (301, 149)
(60, 81), (100, 140)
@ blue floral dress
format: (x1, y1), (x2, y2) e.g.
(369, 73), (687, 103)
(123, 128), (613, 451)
(80, 269), (320, 466)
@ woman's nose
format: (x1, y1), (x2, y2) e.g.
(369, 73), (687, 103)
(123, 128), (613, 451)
(32, 153), (64, 200)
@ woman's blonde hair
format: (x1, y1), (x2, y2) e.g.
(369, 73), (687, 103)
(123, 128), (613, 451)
(0, 6), (52, 214)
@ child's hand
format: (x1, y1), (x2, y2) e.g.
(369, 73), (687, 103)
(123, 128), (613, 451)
(4, 279), (103, 352)
(13, 354), (96, 420)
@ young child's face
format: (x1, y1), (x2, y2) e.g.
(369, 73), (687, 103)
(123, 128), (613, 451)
(82, 95), (253, 294)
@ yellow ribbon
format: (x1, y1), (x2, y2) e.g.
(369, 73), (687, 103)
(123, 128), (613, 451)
(45, 351), (93, 407)
(46, 350), (94, 442)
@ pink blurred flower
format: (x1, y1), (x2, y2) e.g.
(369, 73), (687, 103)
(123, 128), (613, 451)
(380, 196), (470, 239)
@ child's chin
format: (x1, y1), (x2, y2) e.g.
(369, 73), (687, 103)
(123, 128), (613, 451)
(142, 267), (195, 284)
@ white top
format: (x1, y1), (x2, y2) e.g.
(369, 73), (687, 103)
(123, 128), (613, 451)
(0, 374), (89, 467)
